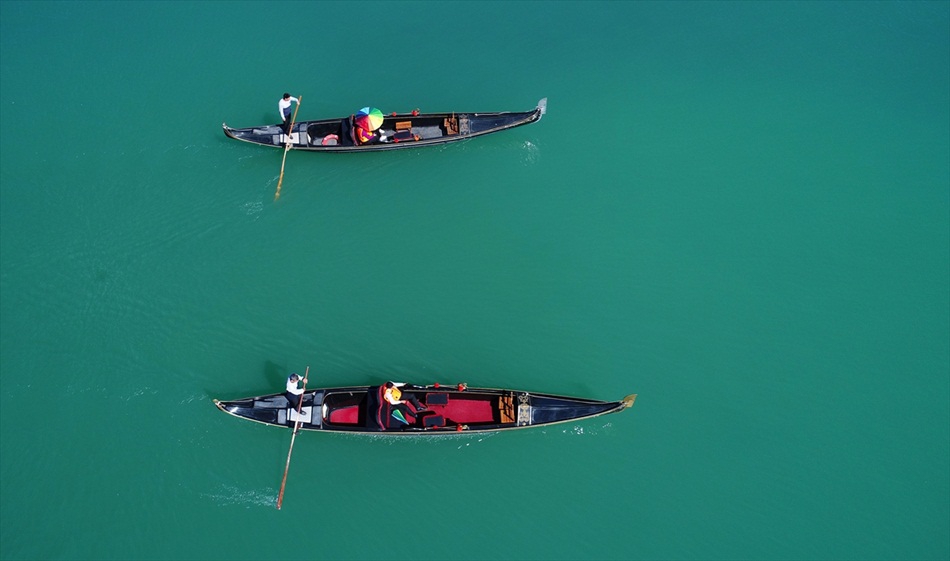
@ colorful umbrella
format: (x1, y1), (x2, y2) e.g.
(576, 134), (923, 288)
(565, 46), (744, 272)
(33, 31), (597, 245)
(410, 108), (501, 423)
(355, 106), (384, 131)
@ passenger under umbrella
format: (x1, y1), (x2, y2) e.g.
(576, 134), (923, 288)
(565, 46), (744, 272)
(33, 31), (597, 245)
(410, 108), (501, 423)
(354, 106), (385, 145)
(355, 124), (378, 145)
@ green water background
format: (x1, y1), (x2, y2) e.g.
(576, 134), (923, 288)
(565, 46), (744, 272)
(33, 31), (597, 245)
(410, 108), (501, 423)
(1, 1), (948, 560)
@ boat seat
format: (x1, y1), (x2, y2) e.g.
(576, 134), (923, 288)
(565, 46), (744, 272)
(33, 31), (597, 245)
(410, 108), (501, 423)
(390, 131), (419, 143)
(444, 117), (459, 135)
(395, 121), (412, 131)
(411, 125), (442, 139)
(340, 117), (357, 147)
(328, 405), (359, 424)
(499, 394), (515, 424)
(423, 415), (445, 428)
(288, 406), (311, 423)
(426, 393), (448, 406)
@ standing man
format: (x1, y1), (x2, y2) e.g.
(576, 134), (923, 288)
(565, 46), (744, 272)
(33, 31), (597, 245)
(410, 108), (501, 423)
(285, 372), (308, 411)
(278, 92), (299, 135)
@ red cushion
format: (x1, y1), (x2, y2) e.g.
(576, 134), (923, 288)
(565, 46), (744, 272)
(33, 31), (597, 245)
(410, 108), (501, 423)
(329, 405), (359, 424)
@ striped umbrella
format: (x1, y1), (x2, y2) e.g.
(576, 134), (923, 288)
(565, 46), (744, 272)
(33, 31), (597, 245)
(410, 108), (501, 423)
(355, 107), (384, 131)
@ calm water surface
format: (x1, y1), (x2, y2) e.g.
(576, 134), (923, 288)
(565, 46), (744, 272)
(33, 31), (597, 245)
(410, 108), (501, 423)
(1, 2), (948, 560)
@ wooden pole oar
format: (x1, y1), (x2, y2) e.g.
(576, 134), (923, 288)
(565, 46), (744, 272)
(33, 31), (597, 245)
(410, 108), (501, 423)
(274, 96), (302, 201)
(276, 365), (309, 510)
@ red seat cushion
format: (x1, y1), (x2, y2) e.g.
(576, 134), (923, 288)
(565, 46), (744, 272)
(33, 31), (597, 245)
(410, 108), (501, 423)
(329, 405), (359, 424)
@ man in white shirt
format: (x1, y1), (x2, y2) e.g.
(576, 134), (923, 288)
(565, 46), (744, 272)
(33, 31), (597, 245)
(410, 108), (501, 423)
(285, 372), (308, 410)
(278, 93), (299, 135)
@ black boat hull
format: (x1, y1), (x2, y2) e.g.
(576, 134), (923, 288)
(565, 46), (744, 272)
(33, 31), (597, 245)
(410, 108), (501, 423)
(214, 383), (635, 435)
(222, 99), (546, 152)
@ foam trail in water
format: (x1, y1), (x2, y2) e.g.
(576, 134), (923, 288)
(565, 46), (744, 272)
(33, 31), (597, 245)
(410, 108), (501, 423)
(202, 484), (275, 508)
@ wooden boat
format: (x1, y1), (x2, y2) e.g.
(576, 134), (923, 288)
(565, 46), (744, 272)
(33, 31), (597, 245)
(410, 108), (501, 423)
(213, 382), (635, 435)
(222, 98), (546, 152)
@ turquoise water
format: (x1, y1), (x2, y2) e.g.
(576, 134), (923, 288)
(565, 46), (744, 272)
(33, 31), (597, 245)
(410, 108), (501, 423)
(1, 1), (948, 560)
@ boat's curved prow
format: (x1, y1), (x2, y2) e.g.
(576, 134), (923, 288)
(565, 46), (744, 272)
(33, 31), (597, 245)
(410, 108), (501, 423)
(621, 394), (637, 409)
(537, 98), (547, 117)
(212, 398), (228, 412)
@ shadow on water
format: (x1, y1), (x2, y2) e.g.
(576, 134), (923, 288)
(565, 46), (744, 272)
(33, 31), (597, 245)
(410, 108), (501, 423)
(207, 360), (292, 400)
(265, 360), (290, 388)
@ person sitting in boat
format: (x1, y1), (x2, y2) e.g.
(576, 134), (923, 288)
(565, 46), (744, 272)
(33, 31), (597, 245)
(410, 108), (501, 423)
(383, 382), (427, 417)
(354, 124), (377, 145)
(285, 372), (308, 410)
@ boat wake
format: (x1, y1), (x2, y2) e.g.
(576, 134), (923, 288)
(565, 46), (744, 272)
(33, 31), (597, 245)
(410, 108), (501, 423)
(456, 433), (498, 450)
(520, 140), (541, 165)
(335, 431), (499, 448)
(558, 421), (615, 437)
(241, 201), (263, 218)
(202, 483), (275, 508)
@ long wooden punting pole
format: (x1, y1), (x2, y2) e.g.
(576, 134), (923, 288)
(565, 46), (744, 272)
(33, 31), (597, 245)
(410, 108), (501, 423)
(276, 365), (309, 510)
(274, 96), (302, 201)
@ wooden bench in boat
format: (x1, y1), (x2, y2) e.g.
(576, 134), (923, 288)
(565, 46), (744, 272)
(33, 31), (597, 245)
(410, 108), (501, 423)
(499, 394), (515, 424)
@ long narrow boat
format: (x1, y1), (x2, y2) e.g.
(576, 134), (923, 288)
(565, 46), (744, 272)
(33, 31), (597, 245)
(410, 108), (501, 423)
(214, 383), (635, 435)
(222, 98), (546, 153)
